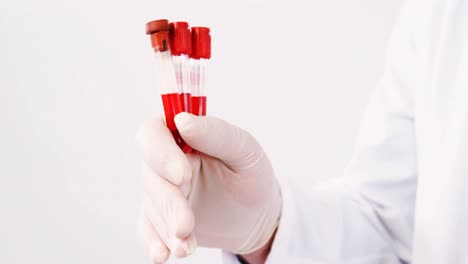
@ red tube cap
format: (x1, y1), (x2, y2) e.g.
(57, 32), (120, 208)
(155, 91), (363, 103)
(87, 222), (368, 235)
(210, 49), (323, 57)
(191, 27), (211, 59)
(146, 19), (170, 35)
(169, 22), (192, 56)
(145, 19), (170, 52)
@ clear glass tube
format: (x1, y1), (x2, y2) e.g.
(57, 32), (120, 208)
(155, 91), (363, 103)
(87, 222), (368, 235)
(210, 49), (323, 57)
(151, 31), (192, 153)
(190, 58), (207, 116)
(172, 54), (192, 114)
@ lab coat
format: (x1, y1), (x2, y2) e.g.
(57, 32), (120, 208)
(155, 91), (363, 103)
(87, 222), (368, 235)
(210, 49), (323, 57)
(222, 0), (468, 262)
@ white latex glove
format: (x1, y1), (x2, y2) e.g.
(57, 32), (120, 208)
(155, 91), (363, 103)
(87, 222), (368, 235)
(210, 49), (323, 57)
(136, 112), (282, 263)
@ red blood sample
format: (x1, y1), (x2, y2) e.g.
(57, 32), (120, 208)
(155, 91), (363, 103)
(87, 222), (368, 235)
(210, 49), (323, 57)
(161, 93), (192, 153)
(180, 93), (192, 113)
(192, 96), (207, 116)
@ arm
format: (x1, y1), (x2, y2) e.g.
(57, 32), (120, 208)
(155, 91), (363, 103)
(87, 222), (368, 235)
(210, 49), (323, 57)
(137, 1), (420, 263)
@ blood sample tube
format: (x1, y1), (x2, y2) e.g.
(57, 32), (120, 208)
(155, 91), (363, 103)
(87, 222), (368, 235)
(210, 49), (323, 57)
(169, 22), (192, 114)
(146, 19), (192, 153)
(190, 27), (211, 116)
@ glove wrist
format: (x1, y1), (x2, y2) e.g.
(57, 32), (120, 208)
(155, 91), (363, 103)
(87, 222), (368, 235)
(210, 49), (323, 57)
(231, 179), (282, 255)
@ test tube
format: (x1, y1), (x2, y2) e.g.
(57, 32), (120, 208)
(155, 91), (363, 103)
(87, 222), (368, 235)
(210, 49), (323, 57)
(190, 27), (211, 116)
(169, 22), (192, 114)
(146, 19), (192, 153)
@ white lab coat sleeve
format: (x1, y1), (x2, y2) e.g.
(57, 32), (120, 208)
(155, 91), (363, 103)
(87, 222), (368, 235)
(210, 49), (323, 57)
(223, 1), (420, 263)
(265, 1), (419, 263)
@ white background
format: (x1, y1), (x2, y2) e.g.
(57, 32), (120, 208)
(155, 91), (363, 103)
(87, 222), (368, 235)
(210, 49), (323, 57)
(0, 0), (403, 263)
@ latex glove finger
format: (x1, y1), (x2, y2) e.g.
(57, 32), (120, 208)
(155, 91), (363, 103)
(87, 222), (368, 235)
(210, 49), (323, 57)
(136, 115), (192, 186)
(138, 205), (170, 263)
(143, 194), (197, 258)
(180, 153), (201, 197)
(174, 113), (265, 171)
(143, 164), (196, 257)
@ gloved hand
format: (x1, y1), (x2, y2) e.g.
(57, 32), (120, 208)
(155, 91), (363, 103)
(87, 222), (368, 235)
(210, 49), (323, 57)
(136, 112), (282, 263)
